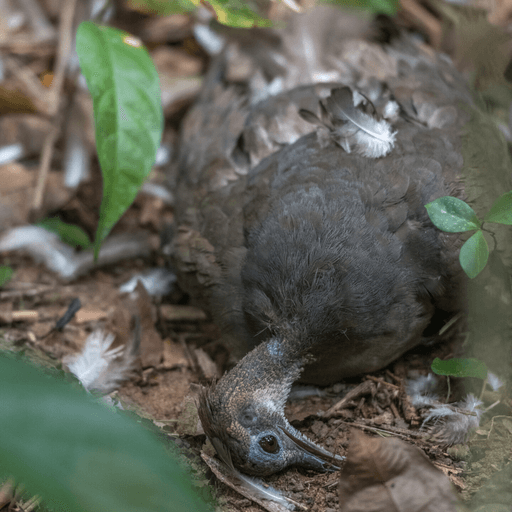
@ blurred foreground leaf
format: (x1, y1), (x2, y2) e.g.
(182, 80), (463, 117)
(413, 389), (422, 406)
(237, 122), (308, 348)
(76, 22), (163, 258)
(0, 354), (211, 512)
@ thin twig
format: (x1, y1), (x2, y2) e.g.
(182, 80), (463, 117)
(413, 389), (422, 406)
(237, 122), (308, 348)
(340, 420), (425, 440)
(3, 56), (50, 115)
(32, 0), (78, 212)
(366, 374), (400, 389)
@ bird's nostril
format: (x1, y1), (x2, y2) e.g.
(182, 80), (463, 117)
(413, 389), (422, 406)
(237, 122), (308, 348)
(259, 435), (280, 454)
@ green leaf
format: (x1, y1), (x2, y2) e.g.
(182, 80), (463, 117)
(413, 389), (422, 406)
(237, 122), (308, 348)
(431, 357), (488, 379)
(459, 230), (489, 278)
(0, 265), (13, 287)
(129, 0), (197, 15)
(38, 218), (91, 249)
(208, 0), (273, 27)
(76, 22), (163, 258)
(0, 354), (211, 512)
(425, 196), (481, 232)
(485, 190), (512, 225)
(321, 0), (399, 16)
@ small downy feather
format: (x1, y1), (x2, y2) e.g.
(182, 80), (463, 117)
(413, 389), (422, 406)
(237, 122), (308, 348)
(300, 87), (396, 158)
(407, 373), (439, 407)
(421, 394), (483, 446)
(66, 330), (138, 394)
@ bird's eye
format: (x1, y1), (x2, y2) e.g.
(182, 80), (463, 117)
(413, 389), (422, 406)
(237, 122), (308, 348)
(259, 435), (280, 454)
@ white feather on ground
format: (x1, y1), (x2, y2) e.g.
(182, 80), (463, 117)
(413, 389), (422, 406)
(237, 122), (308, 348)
(66, 330), (137, 394)
(235, 472), (295, 510)
(407, 373), (439, 407)
(421, 394), (483, 446)
(407, 375), (483, 445)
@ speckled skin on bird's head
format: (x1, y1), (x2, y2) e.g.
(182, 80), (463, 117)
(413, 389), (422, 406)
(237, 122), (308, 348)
(169, 6), (511, 475)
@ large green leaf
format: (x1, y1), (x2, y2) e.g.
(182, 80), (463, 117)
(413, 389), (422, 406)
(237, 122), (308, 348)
(459, 230), (489, 278)
(425, 196), (481, 233)
(76, 22), (163, 257)
(485, 190), (512, 225)
(0, 354), (211, 512)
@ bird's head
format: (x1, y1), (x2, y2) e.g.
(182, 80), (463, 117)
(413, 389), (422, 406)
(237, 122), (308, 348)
(197, 337), (343, 476)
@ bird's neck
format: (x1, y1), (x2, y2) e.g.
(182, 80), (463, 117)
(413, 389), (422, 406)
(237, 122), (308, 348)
(216, 336), (308, 411)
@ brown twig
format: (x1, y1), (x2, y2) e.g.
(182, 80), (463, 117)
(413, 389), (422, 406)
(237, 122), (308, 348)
(400, 0), (443, 49)
(31, 0), (78, 213)
(366, 374), (400, 389)
(340, 420), (425, 440)
(322, 380), (376, 418)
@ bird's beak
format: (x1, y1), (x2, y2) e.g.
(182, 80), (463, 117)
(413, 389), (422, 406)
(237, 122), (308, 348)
(279, 425), (344, 472)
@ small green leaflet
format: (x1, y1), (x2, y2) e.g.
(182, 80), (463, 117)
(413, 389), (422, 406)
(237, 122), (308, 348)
(459, 230), (489, 278)
(485, 190), (512, 225)
(431, 357), (488, 380)
(425, 196), (481, 233)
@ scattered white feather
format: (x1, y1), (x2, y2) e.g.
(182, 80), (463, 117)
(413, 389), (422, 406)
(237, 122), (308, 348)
(487, 371), (504, 391)
(234, 471), (295, 510)
(326, 88), (396, 158)
(407, 374), (439, 407)
(0, 226), (151, 280)
(300, 87), (397, 159)
(66, 330), (137, 394)
(351, 90), (366, 107)
(0, 143), (24, 165)
(193, 23), (225, 56)
(383, 100), (400, 120)
(119, 268), (177, 296)
(422, 394), (483, 445)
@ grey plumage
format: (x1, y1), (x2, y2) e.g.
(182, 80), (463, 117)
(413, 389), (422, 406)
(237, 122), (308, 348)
(168, 7), (507, 476)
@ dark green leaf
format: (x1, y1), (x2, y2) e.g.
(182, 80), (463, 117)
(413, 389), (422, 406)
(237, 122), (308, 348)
(38, 218), (91, 249)
(459, 230), (489, 278)
(0, 265), (13, 287)
(431, 357), (488, 379)
(485, 190), (512, 225)
(76, 22), (163, 257)
(0, 354), (211, 512)
(425, 196), (481, 232)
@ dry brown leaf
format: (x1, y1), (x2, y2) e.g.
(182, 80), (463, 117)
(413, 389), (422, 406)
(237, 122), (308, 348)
(339, 430), (461, 512)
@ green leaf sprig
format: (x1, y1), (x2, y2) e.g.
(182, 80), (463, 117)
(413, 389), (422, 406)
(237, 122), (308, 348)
(425, 191), (512, 278)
